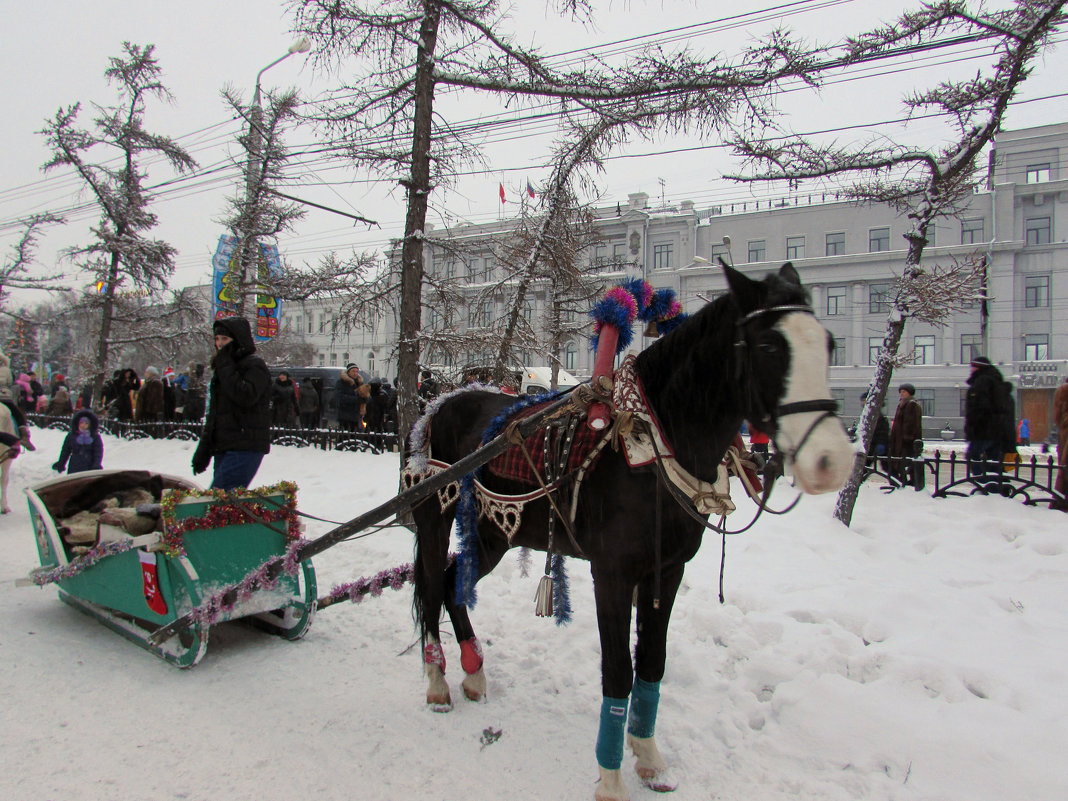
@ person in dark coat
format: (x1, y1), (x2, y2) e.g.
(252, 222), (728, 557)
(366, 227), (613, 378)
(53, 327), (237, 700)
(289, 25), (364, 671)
(183, 363), (207, 422)
(192, 318), (271, 490)
(336, 363), (369, 432)
(364, 380), (389, 433)
(298, 379), (320, 429)
(116, 368), (140, 421)
(889, 383), (923, 484)
(52, 409), (104, 474)
(270, 372), (300, 428)
(965, 356), (1006, 486)
(136, 366), (166, 424)
(46, 385), (73, 418)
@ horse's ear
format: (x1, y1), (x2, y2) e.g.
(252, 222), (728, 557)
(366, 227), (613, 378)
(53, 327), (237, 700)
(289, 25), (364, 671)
(779, 262), (801, 286)
(722, 263), (762, 312)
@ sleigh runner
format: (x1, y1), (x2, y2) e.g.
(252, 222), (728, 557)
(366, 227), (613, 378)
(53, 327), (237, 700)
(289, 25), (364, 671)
(20, 470), (317, 667)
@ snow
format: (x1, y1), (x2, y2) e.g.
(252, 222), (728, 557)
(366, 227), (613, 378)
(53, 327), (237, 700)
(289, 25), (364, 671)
(2, 428), (1066, 801)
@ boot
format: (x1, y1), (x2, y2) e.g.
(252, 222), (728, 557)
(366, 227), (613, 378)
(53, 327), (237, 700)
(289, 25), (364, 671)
(19, 426), (35, 451)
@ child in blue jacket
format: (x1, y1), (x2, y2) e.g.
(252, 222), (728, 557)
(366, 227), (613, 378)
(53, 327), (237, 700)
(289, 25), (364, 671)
(53, 409), (104, 474)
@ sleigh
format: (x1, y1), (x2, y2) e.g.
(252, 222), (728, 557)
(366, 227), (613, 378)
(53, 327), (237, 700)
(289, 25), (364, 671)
(21, 469), (317, 668)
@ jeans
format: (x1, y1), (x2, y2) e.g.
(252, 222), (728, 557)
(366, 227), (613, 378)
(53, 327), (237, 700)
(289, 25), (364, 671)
(211, 450), (264, 491)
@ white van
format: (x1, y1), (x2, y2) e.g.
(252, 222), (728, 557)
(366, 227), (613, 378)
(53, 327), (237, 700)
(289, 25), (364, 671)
(519, 366), (581, 395)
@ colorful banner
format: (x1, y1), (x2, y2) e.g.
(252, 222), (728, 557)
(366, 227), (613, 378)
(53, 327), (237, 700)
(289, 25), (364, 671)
(211, 235), (283, 341)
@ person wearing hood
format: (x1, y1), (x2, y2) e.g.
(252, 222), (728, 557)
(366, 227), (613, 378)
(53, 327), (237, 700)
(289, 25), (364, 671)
(192, 317), (271, 490)
(52, 409), (104, 474)
(965, 356), (1008, 486)
(117, 368), (140, 421)
(336, 363), (370, 432)
(270, 371), (300, 428)
(136, 366), (166, 424)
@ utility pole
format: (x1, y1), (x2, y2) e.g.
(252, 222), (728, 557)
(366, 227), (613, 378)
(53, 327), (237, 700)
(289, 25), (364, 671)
(235, 37), (310, 320)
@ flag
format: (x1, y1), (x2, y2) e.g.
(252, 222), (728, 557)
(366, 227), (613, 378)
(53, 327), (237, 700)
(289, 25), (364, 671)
(526, 179), (535, 199)
(499, 182), (506, 204)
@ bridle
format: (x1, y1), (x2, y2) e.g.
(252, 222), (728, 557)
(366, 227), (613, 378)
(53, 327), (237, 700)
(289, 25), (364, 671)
(733, 302), (840, 466)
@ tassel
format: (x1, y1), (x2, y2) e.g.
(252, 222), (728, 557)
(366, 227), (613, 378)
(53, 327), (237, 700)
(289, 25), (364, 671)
(534, 575), (554, 617)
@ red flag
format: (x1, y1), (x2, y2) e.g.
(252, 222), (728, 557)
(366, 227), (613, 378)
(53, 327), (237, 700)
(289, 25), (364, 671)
(499, 182), (506, 204)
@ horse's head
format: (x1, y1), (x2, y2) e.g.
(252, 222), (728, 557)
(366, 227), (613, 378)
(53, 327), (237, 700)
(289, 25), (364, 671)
(726, 263), (853, 494)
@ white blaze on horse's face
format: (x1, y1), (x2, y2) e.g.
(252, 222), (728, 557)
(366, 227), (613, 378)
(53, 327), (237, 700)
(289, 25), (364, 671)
(774, 312), (854, 494)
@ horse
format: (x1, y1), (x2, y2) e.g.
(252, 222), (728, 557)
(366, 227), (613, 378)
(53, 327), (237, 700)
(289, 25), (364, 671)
(0, 402), (19, 514)
(409, 263), (854, 801)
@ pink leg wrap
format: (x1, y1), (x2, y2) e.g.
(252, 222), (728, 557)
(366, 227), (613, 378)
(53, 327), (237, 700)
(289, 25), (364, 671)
(459, 636), (483, 674)
(424, 642), (446, 673)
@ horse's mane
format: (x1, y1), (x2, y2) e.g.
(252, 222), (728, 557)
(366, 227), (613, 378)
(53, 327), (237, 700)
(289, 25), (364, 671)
(635, 270), (809, 479)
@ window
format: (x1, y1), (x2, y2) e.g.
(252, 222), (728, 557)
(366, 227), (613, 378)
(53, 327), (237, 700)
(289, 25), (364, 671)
(564, 342), (577, 371)
(317, 352), (325, 367)
(869, 283), (891, 314)
(1024, 334), (1049, 361)
(468, 302), (492, 328)
(1026, 163), (1051, 183)
(869, 227), (891, 252)
(961, 334), (982, 365)
(318, 313), (326, 334)
(915, 388), (935, 417)
(522, 300), (535, 323)
(914, 335), (935, 365)
(366, 353), (375, 375)
(868, 337), (883, 365)
(1025, 217), (1051, 245)
(747, 239), (766, 262)
(826, 232), (845, 256)
(710, 242), (729, 261)
(612, 243), (626, 261)
(786, 236), (805, 260)
(959, 388), (969, 417)
(1025, 275), (1050, 308)
(961, 218), (985, 244)
(342, 352), (349, 364)
(652, 243), (673, 269)
(826, 286), (847, 316)
(467, 258), (483, 282)
(830, 337), (845, 366)
(307, 316), (313, 334)
(330, 352), (338, 365)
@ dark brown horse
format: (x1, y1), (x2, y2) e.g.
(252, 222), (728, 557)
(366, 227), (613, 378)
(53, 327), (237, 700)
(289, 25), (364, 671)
(410, 264), (853, 801)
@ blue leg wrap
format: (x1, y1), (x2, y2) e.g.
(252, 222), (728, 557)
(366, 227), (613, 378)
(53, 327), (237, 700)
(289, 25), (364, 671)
(627, 677), (661, 739)
(595, 696), (630, 770)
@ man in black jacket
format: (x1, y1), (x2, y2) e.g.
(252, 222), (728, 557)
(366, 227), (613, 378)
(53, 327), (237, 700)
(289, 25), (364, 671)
(192, 318), (271, 490)
(965, 356), (1006, 487)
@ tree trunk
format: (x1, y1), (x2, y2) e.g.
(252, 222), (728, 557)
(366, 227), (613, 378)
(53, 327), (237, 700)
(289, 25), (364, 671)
(92, 250), (122, 405)
(396, 1), (442, 459)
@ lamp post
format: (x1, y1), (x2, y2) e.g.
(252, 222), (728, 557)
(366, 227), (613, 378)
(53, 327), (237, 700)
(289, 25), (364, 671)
(237, 36), (310, 317)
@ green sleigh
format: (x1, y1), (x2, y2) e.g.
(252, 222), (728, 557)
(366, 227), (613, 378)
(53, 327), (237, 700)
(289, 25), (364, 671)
(21, 470), (317, 668)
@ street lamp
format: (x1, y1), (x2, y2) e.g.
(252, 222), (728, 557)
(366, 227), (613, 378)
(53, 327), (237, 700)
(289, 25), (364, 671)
(238, 36), (310, 317)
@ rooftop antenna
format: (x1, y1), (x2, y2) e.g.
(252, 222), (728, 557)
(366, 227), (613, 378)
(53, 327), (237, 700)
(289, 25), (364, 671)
(658, 177), (666, 207)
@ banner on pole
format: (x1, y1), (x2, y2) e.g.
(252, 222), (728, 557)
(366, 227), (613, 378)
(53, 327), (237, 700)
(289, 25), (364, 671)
(211, 235), (283, 341)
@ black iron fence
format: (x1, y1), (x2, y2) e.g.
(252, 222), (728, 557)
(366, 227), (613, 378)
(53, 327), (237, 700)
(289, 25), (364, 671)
(26, 413), (398, 455)
(862, 449), (1065, 509)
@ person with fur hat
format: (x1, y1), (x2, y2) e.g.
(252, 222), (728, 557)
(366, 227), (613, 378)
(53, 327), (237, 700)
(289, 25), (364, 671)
(136, 366), (166, 426)
(335, 362), (370, 432)
(52, 409), (104, 474)
(889, 383), (923, 486)
(965, 356), (1007, 487)
(192, 317), (271, 490)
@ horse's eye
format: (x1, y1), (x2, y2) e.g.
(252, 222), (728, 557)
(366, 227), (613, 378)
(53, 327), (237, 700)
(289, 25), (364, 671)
(759, 342), (778, 354)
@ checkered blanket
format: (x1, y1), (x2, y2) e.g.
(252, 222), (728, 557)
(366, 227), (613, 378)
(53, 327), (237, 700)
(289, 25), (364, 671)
(486, 403), (607, 486)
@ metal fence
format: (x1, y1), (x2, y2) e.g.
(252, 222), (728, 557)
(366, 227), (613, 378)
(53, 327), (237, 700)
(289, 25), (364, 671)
(27, 413), (398, 455)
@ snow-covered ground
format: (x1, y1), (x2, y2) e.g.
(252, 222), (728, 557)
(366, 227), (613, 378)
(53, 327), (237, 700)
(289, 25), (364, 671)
(1, 428), (1065, 801)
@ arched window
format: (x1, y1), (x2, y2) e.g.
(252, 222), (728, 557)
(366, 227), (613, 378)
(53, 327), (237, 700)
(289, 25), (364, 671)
(564, 342), (577, 371)
(367, 352), (376, 376)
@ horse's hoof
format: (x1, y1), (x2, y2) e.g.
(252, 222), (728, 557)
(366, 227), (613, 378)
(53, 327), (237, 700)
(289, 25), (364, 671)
(595, 767), (629, 801)
(462, 667), (487, 702)
(636, 766), (678, 793)
(429, 701), (453, 713)
(427, 689), (452, 712)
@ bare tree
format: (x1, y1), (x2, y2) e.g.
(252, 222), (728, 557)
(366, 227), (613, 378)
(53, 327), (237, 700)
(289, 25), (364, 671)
(0, 214), (68, 311)
(39, 42), (197, 402)
(292, 0), (841, 444)
(728, 0), (1066, 526)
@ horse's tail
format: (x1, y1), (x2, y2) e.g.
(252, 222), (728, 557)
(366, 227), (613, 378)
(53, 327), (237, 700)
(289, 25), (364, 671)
(410, 488), (453, 650)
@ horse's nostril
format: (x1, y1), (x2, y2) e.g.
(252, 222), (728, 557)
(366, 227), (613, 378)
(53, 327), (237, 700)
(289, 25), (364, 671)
(817, 454), (832, 474)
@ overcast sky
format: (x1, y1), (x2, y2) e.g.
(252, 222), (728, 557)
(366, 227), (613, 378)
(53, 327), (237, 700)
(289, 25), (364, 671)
(2, 0), (1064, 300)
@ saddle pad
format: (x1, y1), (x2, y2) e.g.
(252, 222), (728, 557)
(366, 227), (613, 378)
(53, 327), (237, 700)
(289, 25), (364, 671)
(487, 404), (606, 487)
